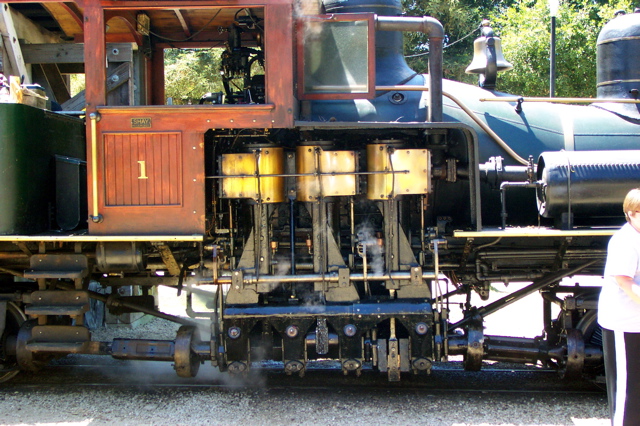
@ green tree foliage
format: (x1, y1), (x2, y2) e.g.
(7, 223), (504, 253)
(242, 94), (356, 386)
(164, 48), (224, 104)
(488, 0), (634, 96)
(403, 0), (634, 97)
(402, 0), (512, 82)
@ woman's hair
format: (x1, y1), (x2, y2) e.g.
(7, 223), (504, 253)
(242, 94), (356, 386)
(623, 188), (640, 222)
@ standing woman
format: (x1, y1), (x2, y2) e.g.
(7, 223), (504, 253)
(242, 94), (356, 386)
(599, 188), (640, 425)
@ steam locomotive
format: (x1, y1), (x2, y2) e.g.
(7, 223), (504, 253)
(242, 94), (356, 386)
(0, 0), (638, 383)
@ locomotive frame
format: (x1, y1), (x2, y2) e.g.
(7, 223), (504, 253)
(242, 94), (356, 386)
(1, 0), (636, 383)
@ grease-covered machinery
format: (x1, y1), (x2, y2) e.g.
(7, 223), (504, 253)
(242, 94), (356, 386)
(0, 0), (639, 383)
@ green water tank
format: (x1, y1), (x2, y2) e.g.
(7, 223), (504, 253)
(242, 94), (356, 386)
(0, 103), (85, 234)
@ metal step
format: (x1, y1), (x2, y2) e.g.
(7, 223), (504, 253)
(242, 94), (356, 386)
(23, 254), (89, 279)
(25, 290), (89, 316)
(25, 325), (91, 354)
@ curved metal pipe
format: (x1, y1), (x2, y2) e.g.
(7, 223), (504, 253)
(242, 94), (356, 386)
(375, 16), (444, 122)
(375, 85), (529, 165)
(443, 91), (528, 165)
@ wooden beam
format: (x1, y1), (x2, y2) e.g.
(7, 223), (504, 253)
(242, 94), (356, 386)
(173, 9), (192, 37)
(151, 45), (165, 105)
(84, 3), (106, 109)
(104, 12), (143, 46)
(59, 63), (134, 111)
(41, 3), (83, 38)
(38, 63), (71, 104)
(0, 4), (29, 83)
(106, 61), (132, 106)
(22, 43), (133, 64)
(58, 63), (85, 74)
(61, 89), (85, 111)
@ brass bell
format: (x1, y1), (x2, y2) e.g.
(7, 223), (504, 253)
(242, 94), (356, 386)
(466, 21), (513, 88)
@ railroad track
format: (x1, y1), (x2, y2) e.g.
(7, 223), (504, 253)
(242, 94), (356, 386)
(2, 358), (605, 395)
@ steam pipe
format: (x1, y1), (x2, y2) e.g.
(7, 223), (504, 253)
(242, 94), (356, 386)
(374, 87), (530, 166)
(209, 270), (437, 285)
(443, 91), (528, 165)
(375, 16), (444, 122)
(290, 198), (296, 274)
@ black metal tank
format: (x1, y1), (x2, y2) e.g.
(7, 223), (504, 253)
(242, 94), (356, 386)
(596, 10), (640, 120)
(536, 150), (640, 220)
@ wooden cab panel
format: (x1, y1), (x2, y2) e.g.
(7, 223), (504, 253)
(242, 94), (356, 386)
(103, 132), (183, 207)
(89, 110), (204, 235)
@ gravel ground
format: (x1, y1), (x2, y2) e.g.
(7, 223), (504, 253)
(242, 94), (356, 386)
(0, 384), (609, 426)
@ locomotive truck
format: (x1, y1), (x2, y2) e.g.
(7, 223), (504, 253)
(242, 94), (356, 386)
(1, 0), (639, 382)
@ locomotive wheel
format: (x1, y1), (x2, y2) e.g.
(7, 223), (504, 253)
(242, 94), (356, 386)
(0, 302), (27, 383)
(15, 320), (51, 372)
(559, 328), (585, 380)
(174, 325), (201, 378)
(463, 322), (484, 371)
(554, 309), (602, 380)
(574, 309), (604, 377)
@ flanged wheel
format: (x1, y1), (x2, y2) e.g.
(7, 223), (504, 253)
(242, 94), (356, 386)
(0, 302), (27, 383)
(463, 322), (484, 371)
(575, 309), (604, 377)
(174, 325), (201, 378)
(15, 319), (51, 373)
(559, 328), (585, 380)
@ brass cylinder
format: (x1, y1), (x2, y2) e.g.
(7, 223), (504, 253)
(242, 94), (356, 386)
(296, 145), (357, 201)
(366, 144), (431, 200)
(221, 147), (285, 203)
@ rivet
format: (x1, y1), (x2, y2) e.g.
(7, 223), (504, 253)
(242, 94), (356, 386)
(228, 326), (241, 339)
(343, 324), (357, 337)
(415, 322), (428, 335)
(285, 325), (299, 338)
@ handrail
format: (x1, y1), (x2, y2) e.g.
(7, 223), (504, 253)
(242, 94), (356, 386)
(89, 112), (103, 223)
(480, 96), (640, 104)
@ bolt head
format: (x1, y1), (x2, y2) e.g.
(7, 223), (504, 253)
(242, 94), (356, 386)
(343, 324), (357, 337)
(415, 322), (429, 335)
(412, 357), (432, 371)
(285, 325), (299, 338)
(228, 326), (241, 339)
(343, 359), (361, 371)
